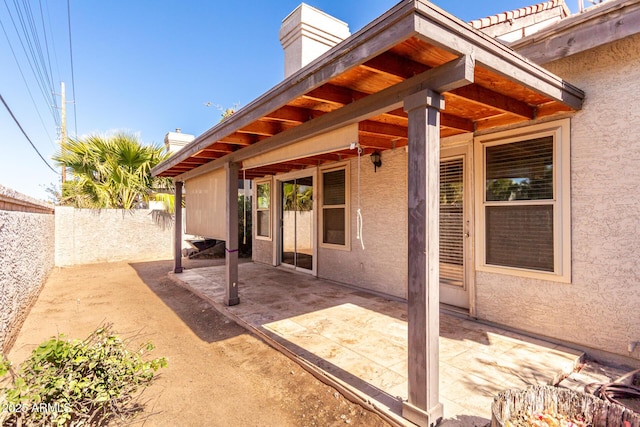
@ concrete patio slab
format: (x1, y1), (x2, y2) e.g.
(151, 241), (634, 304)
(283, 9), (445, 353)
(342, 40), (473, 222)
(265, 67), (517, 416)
(170, 262), (583, 426)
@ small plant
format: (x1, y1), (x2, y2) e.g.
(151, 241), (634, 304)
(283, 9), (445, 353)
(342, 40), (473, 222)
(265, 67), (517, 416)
(0, 323), (166, 426)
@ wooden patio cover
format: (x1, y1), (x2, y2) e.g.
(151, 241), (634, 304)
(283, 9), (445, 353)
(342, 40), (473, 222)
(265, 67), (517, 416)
(153, 1), (584, 426)
(152, 0), (583, 181)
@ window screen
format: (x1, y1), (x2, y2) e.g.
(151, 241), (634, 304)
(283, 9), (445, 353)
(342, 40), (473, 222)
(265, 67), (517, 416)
(321, 167), (347, 246)
(256, 181), (270, 238)
(484, 136), (555, 272)
(486, 137), (553, 201)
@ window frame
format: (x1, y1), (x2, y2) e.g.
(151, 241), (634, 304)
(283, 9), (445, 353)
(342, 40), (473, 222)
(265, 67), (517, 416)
(319, 162), (351, 251)
(254, 177), (272, 241)
(474, 119), (571, 283)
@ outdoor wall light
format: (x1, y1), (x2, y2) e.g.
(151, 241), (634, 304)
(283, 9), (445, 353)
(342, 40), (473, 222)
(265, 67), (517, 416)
(370, 150), (382, 172)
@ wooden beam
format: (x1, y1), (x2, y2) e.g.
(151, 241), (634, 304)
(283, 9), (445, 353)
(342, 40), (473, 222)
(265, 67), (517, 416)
(382, 102), (492, 132)
(264, 105), (315, 124)
(174, 55), (474, 182)
(440, 113), (474, 132)
(403, 88), (443, 427)
(536, 101), (572, 118)
(361, 51), (430, 79)
(475, 113), (526, 131)
(173, 181), (183, 274)
(220, 133), (256, 146)
(170, 165), (196, 171)
(197, 143), (236, 153)
(449, 84), (534, 119)
(359, 121), (408, 138)
(303, 84), (366, 105)
(179, 159), (209, 166)
(280, 158), (321, 166)
(238, 121), (282, 137)
(359, 135), (404, 149)
(225, 162), (240, 306)
(385, 107), (408, 119)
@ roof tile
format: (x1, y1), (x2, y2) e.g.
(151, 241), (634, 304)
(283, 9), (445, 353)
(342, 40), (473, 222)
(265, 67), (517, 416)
(469, 0), (568, 29)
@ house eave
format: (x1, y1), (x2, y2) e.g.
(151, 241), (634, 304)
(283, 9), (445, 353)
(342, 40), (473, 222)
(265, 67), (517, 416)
(152, 0), (585, 180)
(510, 0), (640, 64)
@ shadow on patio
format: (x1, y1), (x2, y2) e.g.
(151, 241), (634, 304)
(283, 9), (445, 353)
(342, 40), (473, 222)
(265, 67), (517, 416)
(170, 262), (583, 425)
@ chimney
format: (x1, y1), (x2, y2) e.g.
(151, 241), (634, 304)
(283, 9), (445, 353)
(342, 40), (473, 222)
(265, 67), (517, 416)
(164, 128), (195, 154)
(279, 3), (350, 78)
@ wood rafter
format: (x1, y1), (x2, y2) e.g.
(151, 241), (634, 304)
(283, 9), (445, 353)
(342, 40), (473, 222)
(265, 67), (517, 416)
(264, 105), (318, 124)
(359, 135), (405, 150)
(303, 84), (367, 105)
(238, 121), (282, 137)
(441, 114), (474, 132)
(449, 85), (534, 118)
(359, 121), (408, 139)
(220, 132), (257, 146)
(361, 51), (430, 79)
(196, 143), (236, 154)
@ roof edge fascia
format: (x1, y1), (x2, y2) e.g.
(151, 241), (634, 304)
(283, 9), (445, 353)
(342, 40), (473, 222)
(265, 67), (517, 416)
(510, 0), (640, 63)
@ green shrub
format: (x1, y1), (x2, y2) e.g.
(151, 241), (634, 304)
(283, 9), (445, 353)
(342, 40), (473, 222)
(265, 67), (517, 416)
(0, 324), (166, 426)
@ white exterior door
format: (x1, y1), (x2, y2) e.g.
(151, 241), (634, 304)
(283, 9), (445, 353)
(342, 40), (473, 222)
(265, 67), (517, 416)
(440, 144), (473, 309)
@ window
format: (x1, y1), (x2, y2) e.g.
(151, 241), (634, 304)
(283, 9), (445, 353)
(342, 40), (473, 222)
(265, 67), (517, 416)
(475, 119), (570, 282)
(320, 163), (350, 249)
(255, 179), (271, 240)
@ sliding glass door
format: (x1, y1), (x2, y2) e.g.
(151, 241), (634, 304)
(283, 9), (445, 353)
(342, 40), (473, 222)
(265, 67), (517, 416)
(280, 175), (314, 272)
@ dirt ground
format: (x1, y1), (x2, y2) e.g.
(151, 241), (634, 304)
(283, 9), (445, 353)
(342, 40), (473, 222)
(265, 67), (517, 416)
(6, 258), (391, 427)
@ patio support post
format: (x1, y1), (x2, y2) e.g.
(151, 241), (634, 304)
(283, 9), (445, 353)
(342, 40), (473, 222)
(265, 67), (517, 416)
(402, 88), (444, 427)
(225, 162), (240, 306)
(173, 180), (183, 274)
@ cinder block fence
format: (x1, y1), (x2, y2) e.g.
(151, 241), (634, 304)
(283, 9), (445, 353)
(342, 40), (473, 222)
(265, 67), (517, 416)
(0, 185), (179, 352)
(0, 185), (55, 352)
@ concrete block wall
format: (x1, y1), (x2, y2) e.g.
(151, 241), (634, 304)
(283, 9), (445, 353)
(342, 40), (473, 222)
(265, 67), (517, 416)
(0, 186), (55, 352)
(55, 207), (174, 267)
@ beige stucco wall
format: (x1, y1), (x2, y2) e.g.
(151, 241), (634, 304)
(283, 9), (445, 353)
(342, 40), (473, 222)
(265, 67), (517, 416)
(55, 206), (175, 266)
(476, 33), (640, 360)
(252, 238), (273, 265)
(318, 148), (408, 299)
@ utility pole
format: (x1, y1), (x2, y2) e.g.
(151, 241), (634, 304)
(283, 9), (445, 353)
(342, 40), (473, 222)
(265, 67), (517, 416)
(60, 81), (67, 183)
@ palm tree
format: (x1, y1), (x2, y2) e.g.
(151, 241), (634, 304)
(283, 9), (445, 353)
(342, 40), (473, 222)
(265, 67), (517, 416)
(53, 132), (173, 209)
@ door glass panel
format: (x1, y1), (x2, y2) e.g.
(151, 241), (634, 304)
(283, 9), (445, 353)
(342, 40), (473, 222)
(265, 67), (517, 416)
(281, 180), (296, 267)
(280, 176), (313, 270)
(440, 158), (464, 287)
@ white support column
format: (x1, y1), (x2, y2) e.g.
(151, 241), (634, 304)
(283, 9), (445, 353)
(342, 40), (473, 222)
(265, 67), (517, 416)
(402, 89), (444, 427)
(173, 180), (183, 274)
(225, 162), (240, 306)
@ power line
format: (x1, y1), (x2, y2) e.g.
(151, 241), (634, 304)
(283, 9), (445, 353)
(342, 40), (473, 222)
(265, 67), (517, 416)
(0, 16), (56, 148)
(2, 0), (59, 125)
(37, 0), (56, 104)
(43, 0), (61, 83)
(0, 93), (59, 174)
(66, 0), (77, 137)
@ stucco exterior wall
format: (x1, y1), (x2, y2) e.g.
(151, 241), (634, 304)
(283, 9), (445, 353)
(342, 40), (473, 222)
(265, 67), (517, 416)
(476, 33), (640, 359)
(55, 207), (174, 267)
(0, 188), (54, 352)
(252, 238), (273, 265)
(318, 148), (408, 299)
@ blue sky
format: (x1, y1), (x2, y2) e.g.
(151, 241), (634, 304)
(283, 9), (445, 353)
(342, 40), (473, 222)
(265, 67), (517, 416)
(0, 0), (578, 201)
